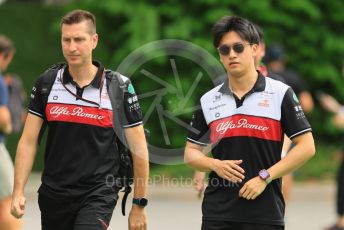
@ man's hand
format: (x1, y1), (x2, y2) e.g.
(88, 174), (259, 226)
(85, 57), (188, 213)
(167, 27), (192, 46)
(128, 205), (147, 230)
(213, 159), (245, 183)
(193, 171), (206, 198)
(11, 195), (26, 219)
(239, 176), (267, 200)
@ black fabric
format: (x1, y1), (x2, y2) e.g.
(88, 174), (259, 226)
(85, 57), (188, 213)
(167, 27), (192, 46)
(280, 87), (311, 139)
(268, 69), (308, 96)
(267, 72), (287, 85)
(203, 137), (285, 226)
(38, 185), (118, 230)
(187, 101), (211, 146)
(202, 220), (284, 230)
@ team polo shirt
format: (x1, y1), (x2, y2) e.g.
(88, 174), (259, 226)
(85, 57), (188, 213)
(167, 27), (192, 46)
(28, 61), (143, 198)
(187, 71), (311, 226)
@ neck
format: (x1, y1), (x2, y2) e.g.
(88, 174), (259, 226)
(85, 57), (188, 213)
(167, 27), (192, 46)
(228, 67), (258, 98)
(69, 61), (97, 87)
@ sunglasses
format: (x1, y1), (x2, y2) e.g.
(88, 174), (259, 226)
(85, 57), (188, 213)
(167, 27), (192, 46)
(217, 43), (251, 55)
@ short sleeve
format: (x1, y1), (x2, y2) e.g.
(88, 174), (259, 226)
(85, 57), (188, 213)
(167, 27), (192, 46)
(187, 101), (211, 146)
(281, 87), (312, 139)
(121, 79), (143, 128)
(0, 79), (8, 106)
(28, 77), (45, 119)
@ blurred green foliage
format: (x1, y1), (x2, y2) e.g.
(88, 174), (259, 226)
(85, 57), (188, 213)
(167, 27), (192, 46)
(1, 0), (344, 178)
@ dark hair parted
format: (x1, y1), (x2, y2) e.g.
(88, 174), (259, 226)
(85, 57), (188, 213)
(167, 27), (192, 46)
(60, 9), (96, 34)
(212, 16), (260, 48)
(0, 35), (15, 57)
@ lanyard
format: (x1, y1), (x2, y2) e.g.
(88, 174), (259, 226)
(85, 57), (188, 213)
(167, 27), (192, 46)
(59, 69), (105, 108)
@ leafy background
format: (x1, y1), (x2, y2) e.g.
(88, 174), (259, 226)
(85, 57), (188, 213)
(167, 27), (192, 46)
(1, 0), (344, 180)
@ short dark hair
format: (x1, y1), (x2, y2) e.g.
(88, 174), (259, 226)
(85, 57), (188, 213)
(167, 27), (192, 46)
(212, 16), (260, 48)
(60, 9), (96, 34)
(0, 35), (15, 57)
(264, 44), (285, 63)
(253, 23), (264, 44)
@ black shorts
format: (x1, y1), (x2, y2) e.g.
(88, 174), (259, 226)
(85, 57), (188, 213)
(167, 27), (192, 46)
(202, 220), (284, 230)
(38, 185), (119, 230)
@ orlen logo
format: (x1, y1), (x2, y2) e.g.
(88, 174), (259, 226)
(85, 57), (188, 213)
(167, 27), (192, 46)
(215, 118), (269, 135)
(258, 99), (270, 107)
(49, 106), (105, 120)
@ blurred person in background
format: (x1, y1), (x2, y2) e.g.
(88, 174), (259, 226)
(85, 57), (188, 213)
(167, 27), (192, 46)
(0, 35), (22, 230)
(264, 44), (314, 202)
(318, 63), (344, 230)
(3, 73), (26, 133)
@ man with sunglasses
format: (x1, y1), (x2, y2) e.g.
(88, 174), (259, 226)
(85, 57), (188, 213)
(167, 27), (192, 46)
(11, 10), (149, 230)
(191, 22), (286, 198)
(185, 16), (315, 230)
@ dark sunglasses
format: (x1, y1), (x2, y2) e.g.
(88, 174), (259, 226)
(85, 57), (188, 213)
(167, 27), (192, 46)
(217, 43), (251, 55)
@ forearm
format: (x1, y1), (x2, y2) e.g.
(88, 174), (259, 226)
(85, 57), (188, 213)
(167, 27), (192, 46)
(132, 150), (149, 198)
(281, 135), (292, 155)
(13, 138), (37, 196)
(268, 133), (315, 180)
(184, 142), (215, 172)
(125, 125), (149, 198)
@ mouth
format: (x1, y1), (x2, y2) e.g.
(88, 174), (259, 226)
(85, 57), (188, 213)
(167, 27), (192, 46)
(68, 55), (80, 60)
(229, 62), (240, 67)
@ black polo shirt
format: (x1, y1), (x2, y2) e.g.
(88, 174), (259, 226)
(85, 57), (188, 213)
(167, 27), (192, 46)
(28, 61), (142, 198)
(268, 69), (308, 96)
(187, 71), (311, 226)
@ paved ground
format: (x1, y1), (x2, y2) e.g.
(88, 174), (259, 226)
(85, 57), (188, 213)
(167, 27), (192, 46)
(21, 173), (337, 230)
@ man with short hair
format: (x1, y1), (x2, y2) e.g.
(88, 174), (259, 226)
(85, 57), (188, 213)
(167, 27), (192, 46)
(185, 16), (315, 230)
(0, 34), (22, 230)
(11, 10), (149, 230)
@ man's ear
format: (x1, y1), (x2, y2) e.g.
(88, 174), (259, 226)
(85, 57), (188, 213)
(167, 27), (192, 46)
(251, 44), (258, 57)
(92, 33), (98, 49)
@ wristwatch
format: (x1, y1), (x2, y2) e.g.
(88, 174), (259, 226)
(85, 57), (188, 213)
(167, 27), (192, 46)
(133, 198), (148, 207)
(258, 169), (272, 184)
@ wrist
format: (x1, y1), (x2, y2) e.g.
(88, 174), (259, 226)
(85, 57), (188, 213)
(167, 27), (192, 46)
(258, 169), (272, 184)
(210, 158), (220, 172)
(132, 197), (148, 208)
(12, 187), (24, 197)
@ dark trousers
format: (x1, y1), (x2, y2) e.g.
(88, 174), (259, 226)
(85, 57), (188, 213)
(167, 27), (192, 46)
(202, 220), (284, 230)
(337, 156), (344, 215)
(38, 186), (118, 230)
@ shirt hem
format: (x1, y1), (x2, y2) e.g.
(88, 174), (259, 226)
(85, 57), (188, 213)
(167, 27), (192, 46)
(28, 109), (43, 118)
(202, 216), (284, 226)
(122, 121), (143, 128)
(187, 137), (208, 146)
(289, 128), (312, 139)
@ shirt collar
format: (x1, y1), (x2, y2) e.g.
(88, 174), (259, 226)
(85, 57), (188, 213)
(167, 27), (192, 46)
(218, 70), (266, 95)
(62, 60), (104, 89)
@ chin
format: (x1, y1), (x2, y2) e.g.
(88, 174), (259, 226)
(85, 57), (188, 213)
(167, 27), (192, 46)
(67, 60), (82, 67)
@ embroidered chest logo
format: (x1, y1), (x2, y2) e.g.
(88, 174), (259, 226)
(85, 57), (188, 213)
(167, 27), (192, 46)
(49, 106), (105, 120)
(215, 118), (270, 135)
